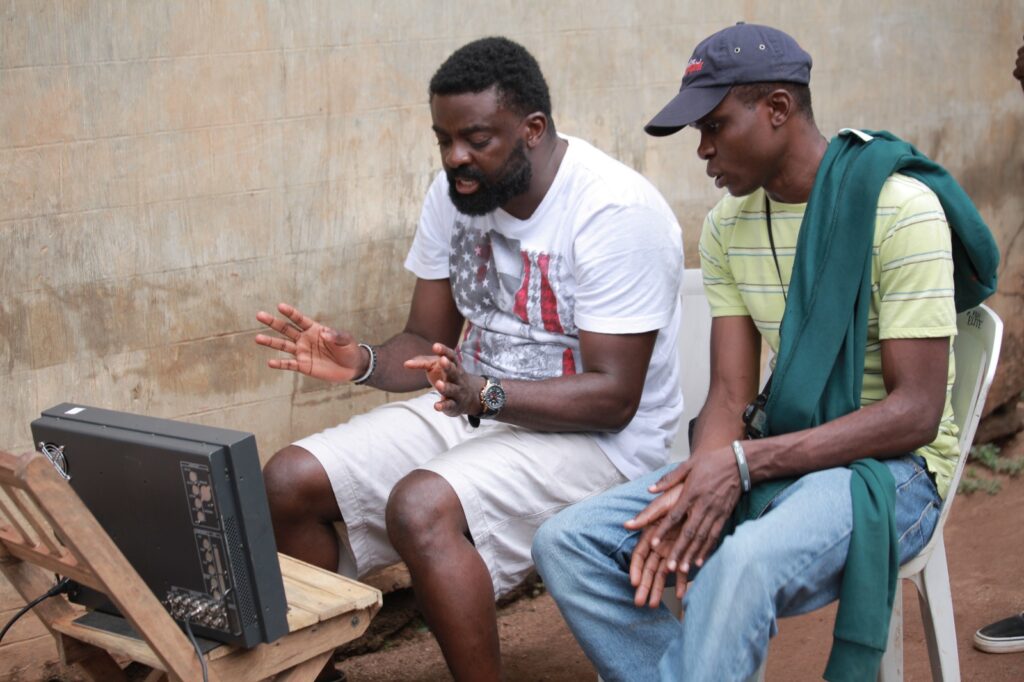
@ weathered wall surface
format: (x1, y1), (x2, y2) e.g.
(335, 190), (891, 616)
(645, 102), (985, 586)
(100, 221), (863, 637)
(1, 1), (1021, 676)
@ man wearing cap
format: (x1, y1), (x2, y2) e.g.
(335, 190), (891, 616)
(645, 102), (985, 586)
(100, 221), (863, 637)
(533, 22), (998, 681)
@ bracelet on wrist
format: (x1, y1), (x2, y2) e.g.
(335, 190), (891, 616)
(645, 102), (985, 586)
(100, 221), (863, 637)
(352, 343), (377, 385)
(731, 440), (752, 493)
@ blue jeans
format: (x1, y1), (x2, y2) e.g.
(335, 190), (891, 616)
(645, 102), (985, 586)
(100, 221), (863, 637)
(532, 455), (941, 682)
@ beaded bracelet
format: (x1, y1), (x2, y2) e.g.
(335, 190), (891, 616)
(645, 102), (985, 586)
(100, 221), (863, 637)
(352, 343), (377, 385)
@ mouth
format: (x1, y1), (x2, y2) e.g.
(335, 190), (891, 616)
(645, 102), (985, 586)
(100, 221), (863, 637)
(454, 177), (480, 194)
(712, 173), (726, 189)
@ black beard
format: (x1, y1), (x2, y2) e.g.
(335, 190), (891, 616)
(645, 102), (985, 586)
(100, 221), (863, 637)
(446, 140), (532, 216)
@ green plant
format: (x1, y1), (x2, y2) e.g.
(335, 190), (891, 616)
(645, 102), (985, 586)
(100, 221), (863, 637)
(970, 443), (1024, 476)
(958, 442), (1024, 495)
(958, 466), (1002, 496)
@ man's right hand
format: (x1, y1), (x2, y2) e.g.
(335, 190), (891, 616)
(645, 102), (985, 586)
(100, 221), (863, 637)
(404, 343), (485, 418)
(255, 303), (366, 383)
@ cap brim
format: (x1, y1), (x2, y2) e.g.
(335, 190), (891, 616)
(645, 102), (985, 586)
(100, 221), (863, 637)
(644, 84), (731, 137)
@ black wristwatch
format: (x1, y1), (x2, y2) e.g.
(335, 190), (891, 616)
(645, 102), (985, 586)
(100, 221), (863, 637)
(467, 376), (506, 428)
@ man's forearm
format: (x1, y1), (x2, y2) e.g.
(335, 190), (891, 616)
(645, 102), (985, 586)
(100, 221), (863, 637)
(489, 372), (644, 433)
(742, 392), (940, 484)
(691, 400), (747, 455)
(701, 336), (951, 485)
(472, 329), (656, 432)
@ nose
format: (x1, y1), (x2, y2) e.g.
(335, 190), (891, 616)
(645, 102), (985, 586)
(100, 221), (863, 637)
(697, 130), (715, 160)
(444, 140), (472, 169)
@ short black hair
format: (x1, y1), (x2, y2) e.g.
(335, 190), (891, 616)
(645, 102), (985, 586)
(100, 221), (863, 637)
(731, 82), (815, 121)
(429, 37), (555, 131)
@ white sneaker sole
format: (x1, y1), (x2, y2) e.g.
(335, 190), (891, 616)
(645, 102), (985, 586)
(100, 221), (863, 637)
(973, 633), (1024, 654)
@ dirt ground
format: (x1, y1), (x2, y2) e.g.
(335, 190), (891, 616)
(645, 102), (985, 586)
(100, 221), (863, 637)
(335, 467), (1024, 681)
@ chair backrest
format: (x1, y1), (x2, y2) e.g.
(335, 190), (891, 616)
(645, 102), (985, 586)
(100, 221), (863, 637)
(670, 269), (713, 462)
(0, 450), (205, 681)
(939, 305), (1003, 524)
(894, 304), (1002, 579)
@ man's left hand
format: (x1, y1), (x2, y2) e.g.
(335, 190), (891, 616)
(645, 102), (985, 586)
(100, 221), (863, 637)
(625, 444), (743, 605)
(628, 484), (688, 608)
(405, 343), (483, 417)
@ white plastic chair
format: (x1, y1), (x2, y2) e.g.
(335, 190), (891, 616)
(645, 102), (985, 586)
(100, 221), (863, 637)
(875, 303), (1003, 682)
(671, 268), (714, 463)
(746, 304), (1003, 682)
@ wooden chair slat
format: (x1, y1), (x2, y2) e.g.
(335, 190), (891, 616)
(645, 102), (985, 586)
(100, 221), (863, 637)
(6, 485), (65, 556)
(0, 485), (31, 545)
(0, 537), (94, 587)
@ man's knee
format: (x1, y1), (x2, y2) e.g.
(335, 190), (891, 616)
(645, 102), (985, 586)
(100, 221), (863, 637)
(385, 470), (466, 553)
(698, 531), (768, 597)
(263, 445), (339, 523)
(532, 508), (575, 568)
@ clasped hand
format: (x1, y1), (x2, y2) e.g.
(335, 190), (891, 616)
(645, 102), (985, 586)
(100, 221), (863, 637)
(405, 344), (483, 417)
(255, 303), (364, 383)
(625, 445), (743, 608)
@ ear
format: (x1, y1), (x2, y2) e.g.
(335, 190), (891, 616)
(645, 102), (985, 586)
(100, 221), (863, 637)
(522, 112), (548, 149)
(765, 89), (795, 128)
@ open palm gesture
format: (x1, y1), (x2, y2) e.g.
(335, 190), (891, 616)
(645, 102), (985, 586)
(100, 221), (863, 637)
(255, 303), (364, 383)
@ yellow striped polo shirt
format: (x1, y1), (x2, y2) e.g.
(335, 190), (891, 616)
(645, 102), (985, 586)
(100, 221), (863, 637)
(699, 173), (959, 498)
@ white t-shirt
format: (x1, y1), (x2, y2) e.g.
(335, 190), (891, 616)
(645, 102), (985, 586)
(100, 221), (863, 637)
(404, 135), (684, 479)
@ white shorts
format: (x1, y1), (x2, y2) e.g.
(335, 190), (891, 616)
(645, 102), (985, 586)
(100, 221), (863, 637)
(293, 392), (626, 597)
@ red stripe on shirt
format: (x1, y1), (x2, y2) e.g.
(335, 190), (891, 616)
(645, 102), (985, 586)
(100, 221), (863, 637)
(562, 348), (577, 376)
(537, 253), (563, 333)
(513, 250), (531, 322)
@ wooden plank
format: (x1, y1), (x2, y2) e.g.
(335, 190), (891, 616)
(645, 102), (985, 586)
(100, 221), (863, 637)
(270, 650), (332, 682)
(282, 602), (319, 633)
(278, 554), (381, 613)
(0, 632), (64, 681)
(208, 605), (377, 682)
(281, 573), (357, 622)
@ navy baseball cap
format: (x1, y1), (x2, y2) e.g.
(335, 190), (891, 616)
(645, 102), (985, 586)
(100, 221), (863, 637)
(645, 23), (812, 136)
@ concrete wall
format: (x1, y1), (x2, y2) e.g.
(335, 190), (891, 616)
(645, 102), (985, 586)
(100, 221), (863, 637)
(1, 1), (1022, 677)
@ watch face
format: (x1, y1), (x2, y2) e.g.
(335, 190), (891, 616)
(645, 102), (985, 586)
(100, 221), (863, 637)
(482, 383), (506, 411)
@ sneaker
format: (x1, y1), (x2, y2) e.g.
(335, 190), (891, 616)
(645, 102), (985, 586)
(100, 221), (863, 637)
(973, 612), (1024, 654)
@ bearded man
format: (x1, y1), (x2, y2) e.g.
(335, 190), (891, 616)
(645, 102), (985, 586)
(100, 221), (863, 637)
(255, 36), (683, 680)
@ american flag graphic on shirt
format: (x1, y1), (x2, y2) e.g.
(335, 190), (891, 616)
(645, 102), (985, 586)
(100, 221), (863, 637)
(449, 219), (580, 380)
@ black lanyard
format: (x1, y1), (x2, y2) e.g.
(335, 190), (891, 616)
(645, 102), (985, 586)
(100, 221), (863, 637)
(764, 195), (787, 303)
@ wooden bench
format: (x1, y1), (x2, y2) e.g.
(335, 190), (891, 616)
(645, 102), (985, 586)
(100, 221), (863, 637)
(0, 449), (381, 682)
